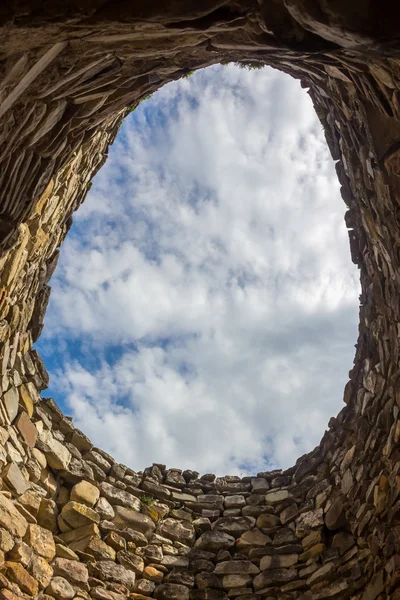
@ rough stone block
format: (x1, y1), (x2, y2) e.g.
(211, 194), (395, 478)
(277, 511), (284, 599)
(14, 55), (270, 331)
(0, 492), (28, 537)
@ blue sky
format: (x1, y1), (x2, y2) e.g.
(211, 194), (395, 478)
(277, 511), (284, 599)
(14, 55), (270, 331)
(36, 64), (360, 476)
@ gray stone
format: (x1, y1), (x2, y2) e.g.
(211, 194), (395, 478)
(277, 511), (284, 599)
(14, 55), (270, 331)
(89, 560), (136, 589)
(194, 531), (235, 552)
(112, 505), (155, 537)
(155, 583), (190, 600)
(265, 489), (291, 504)
(160, 518), (195, 545)
(253, 568), (298, 589)
(100, 481), (141, 509)
(214, 560), (259, 575)
(46, 576), (75, 600)
(96, 496), (115, 520)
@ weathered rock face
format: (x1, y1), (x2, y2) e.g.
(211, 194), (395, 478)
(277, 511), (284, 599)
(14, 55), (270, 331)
(1, 1), (400, 599)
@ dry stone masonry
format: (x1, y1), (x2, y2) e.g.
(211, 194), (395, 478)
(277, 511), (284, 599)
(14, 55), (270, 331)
(0, 393), (381, 600)
(1, 1), (400, 599)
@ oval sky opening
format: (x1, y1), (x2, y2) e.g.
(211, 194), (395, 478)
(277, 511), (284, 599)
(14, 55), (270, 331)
(36, 64), (360, 477)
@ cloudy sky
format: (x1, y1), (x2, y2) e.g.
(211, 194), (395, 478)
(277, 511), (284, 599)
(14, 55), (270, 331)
(36, 64), (360, 477)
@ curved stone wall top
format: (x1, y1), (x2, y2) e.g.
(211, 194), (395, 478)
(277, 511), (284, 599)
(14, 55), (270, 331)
(0, 386), (378, 600)
(1, 0), (400, 598)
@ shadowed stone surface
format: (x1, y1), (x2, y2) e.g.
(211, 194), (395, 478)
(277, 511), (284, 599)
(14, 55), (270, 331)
(1, 1), (400, 598)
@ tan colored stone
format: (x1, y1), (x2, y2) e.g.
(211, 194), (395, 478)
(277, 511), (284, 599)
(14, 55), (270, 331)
(57, 514), (72, 533)
(15, 411), (37, 447)
(256, 513), (280, 529)
(70, 481), (99, 508)
(5, 561), (39, 596)
(237, 528), (271, 548)
(40, 468), (57, 495)
(299, 543), (326, 562)
(312, 580), (348, 600)
(104, 531), (126, 552)
(1, 462), (28, 495)
(24, 523), (56, 560)
(18, 489), (42, 517)
(302, 529), (323, 550)
(56, 486), (70, 506)
(70, 535), (116, 561)
(36, 429), (71, 470)
(70, 430), (92, 453)
(307, 562), (336, 586)
(58, 523), (100, 544)
(14, 500), (37, 524)
(18, 385), (34, 418)
(52, 557), (89, 588)
(117, 550), (144, 575)
(61, 501), (100, 529)
(221, 574), (252, 588)
(55, 544), (79, 560)
(0, 527), (13, 552)
(325, 496), (346, 530)
(37, 498), (58, 531)
(2, 388), (19, 423)
(143, 566), (164, 583)
(280, 503), (299, 525)
(0, 492), (28, 536)
(32, 447), (47, 469)
(29, 554), (53, 589)
(7, 540), (33, 566)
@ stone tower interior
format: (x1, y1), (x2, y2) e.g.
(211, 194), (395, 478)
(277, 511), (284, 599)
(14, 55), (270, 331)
(1, 1), (400, 599)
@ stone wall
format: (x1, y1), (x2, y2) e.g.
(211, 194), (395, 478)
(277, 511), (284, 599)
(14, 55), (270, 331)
(2, 1), (400, 599)
(0, 386), (377, 600)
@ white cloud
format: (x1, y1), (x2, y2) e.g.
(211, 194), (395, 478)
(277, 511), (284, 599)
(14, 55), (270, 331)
(38, 64), (360, 476)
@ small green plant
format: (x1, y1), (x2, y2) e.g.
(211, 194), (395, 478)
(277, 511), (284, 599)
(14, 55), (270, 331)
(183, 70), (195, 79)
(193, 521), (203, 532)
(128, 93), (153, 114)
(235, 61), (265, 70)
(140, 495), (155, 505)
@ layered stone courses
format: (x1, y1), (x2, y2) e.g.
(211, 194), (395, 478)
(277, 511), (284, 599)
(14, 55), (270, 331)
(1, 0), (400, 598)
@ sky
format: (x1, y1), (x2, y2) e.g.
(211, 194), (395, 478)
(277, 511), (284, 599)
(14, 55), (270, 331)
(36, 63), (360, 477)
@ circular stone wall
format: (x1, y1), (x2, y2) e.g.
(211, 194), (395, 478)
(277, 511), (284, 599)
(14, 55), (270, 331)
(1, 2), (400, 599)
